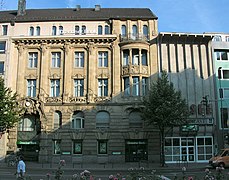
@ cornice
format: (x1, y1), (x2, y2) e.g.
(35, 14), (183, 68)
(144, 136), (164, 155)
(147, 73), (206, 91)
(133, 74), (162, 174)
(12, 35), (117, 45)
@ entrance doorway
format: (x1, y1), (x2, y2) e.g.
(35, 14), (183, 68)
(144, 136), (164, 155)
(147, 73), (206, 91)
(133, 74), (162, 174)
(181, 138), (195, 162)
(125, 139), (148, 162)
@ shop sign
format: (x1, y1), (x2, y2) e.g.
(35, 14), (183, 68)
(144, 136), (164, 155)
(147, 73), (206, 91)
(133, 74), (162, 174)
(181, 125), (199, 132)
(112, 152), (121, 155)
(17, 141), (37, 145)
(188, 118), (213, 125)
(62, 152), (71, 155)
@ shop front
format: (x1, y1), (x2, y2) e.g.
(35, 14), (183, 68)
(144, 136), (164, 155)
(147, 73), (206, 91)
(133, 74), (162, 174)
(164, 136), (213, 163)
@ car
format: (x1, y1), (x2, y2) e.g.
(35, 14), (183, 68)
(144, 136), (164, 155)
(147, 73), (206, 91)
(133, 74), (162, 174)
(209, 148), (229, 167)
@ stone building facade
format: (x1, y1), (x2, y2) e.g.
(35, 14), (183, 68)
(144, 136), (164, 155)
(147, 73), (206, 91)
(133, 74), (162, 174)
(0, 1), (160, 164)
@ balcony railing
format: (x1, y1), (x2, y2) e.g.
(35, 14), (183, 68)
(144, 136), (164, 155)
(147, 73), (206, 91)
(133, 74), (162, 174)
(120, 33), (149, 42)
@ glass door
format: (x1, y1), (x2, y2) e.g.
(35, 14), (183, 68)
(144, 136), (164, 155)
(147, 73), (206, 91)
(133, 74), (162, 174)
(181, 138), (195, 162)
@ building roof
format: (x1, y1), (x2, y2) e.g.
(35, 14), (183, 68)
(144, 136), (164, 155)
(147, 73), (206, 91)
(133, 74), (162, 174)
(0, 8), (157, 23)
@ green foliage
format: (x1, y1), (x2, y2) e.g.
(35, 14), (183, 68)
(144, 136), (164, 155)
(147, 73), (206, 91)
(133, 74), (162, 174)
(0, 77), (23, 133)
(142, 71), (189, 131)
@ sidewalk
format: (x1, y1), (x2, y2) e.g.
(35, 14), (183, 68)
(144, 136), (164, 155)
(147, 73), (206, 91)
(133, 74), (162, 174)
(0, 159), (210, 172)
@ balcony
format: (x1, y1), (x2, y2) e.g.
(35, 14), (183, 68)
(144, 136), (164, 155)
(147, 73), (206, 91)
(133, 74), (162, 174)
(120, 33), (149, 43)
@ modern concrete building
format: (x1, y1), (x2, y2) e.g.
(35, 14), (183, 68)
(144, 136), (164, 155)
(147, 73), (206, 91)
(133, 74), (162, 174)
(0, 0), (160, 165)
(158, 32), (216, 163)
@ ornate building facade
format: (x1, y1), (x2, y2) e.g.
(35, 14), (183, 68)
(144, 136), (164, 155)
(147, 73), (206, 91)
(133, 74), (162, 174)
(0, 1), (160, 164)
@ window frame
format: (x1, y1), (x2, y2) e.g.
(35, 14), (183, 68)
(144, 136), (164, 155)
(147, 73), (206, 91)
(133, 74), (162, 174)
(74, 79), (84, 97)
(98, 140), (108, 154)
(2, 25), (8, 36)
(29, 26), (34, 36)
(98, 79), (108, 97)
(27, 79), (37, 97)
(73, 140), (83, 154)
(50, 79), (60, 97)
(53, 140), (61, 155)
(0, 41), (6, 53)
(74, 52), (84, 68)
(28, 52), (38, 68)
(18, 115), (35, 132)
(71, 111), (84, 129)
(98, 51), (108, 67)
(51, 52), (61, 68)
(0, 61), (4, 74)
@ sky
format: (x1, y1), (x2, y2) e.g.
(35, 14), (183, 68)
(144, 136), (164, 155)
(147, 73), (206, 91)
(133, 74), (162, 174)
(1, 0), (228, 34)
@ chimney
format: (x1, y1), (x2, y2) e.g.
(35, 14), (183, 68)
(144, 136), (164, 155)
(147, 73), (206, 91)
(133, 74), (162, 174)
(94, 5), (101, 11)
(76, 5), (81, 11)
(17, 0), (26, 16)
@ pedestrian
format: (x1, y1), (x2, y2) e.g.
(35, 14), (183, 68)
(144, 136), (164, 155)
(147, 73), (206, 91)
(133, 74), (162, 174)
(16, 156), (26, 179)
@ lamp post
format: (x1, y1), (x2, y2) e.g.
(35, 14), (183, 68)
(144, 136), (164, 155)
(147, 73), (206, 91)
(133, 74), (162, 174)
(218, 67), (224, 148)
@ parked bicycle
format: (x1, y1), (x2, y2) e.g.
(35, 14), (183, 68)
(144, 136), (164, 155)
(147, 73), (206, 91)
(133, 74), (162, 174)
(7, 154), (20, 167)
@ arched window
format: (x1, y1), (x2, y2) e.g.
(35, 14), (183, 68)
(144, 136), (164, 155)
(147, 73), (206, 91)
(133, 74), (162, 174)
(54, 111), (62, 129)
(132, 25), (138, 39)
(129, 110), (143, 128)
(72, 111), (84, 129)
(36, 26), (40, 36)
(105, 25), (110, 34)
(18, 115), (35, 131)
(213, 35), (222, 42)
(52, 26), (57, 35)
(143, 25), (148, 39)
(96, 111), (110, 128)
(75, 25), (80, 35)
(59, 26), (63, 35)
(98, 25), (103, 35)
(121, 25), (126, 37)
(82, 25), (86, 35)
(29, 26), (34, 36)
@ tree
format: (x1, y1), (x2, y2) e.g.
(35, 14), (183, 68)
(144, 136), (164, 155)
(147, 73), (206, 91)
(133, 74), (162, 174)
(141, 71), (189, 166)
(0, 77), (23, 135)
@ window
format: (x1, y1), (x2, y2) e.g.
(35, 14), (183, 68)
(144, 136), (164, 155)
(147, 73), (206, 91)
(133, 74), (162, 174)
(36, 26), (40, 36)
(215, 50), (228, 61)
(98, 25), (103, 35)
(18, 115), (35, 131)
(124, 77), (130, 96)
(71, 111), (84, 129)
(213, 35), (222, 41)
(27, 79), (36, 97)
(143, 25), (148, 39)
(0, 62), (4, 74)
(59, 26), (63, 35)
(221, 108), (229, 129)
(223, 88), (229, 99)
(123, 50), (129, 66)
(29, 26), (34, 36)
(74, 79), (84, 97)
(75, 52), (84, 67)
(73, 141), (82, 154)
(132, 25), (138, 39)
(226, 36), (229, 42)
(82, 25), (86, 35)
(54, 111), (62, 129)
(105, 25), (110, 34)
(96, 111), (110, 128)
(0, 41), (6, 53)
(141, 50), (147, 65)
(222, 70), (229, 79)
(142, 77), (148, 96)
(132, 49), (139, 65)
(53, 140), (61, 155)
(28, 52), (38, 68)
(196, 137), (213, 161)
(121, 25), (126, 37)
(132, 77), (139, 96)
(98, 79), (108, 97)
(2, 25), (8, 36)
(75, 25), (80, 35)
(51, 52), (61, 68)
(129, 110), (143, 128)
(98, 52), (108, 67)
(98, 140), (107, 154)
(50, 79), (60, 97)
(52, 26), (57, 35)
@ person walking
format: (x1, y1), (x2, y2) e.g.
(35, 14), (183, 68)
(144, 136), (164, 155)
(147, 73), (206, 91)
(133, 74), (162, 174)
(16, 156), (26, 179)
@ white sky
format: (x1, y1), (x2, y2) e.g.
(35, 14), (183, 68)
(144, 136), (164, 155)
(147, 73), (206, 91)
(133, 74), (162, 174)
(1, 0), (228, 33)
